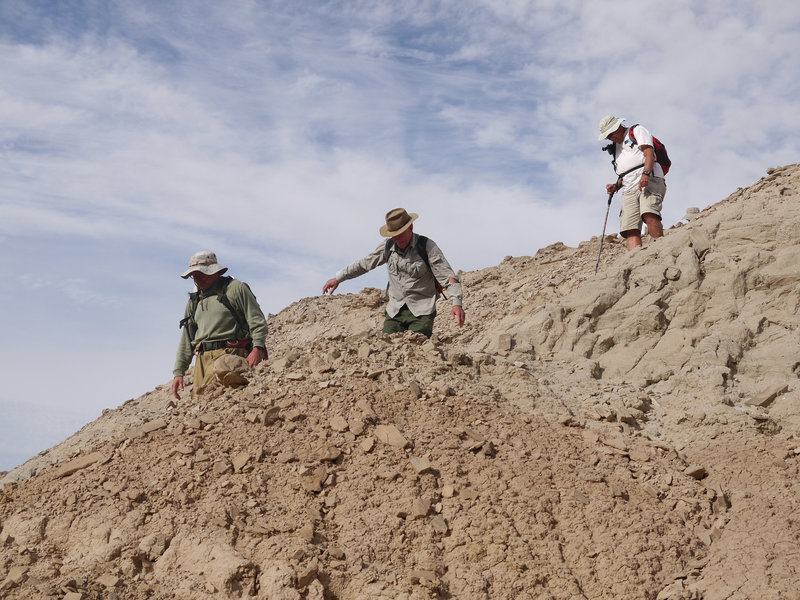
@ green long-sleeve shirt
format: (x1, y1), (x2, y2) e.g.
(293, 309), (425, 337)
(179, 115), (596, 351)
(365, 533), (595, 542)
(173, 277), (268, 376)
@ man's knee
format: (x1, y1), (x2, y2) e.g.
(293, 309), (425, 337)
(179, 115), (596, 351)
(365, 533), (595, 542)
(643, 213), (663, 237)
(408, 314), (435, 338)
(382, 317), (405, 335)
(409, 321), (434, 338)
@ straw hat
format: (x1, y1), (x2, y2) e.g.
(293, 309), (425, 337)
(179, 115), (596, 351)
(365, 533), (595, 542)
(180, 250), (228, 278)
(379, 208), (418, 237)
(598, 114), (626, 140)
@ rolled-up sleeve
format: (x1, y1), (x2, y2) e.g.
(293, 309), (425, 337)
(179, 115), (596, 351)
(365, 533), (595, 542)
(426, 240), (462, 307)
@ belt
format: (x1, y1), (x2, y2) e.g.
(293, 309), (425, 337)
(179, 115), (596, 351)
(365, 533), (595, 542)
(198, 339), (251, 353)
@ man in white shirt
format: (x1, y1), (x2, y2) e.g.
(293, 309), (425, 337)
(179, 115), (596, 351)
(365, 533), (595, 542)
(599, 115), (667, 250)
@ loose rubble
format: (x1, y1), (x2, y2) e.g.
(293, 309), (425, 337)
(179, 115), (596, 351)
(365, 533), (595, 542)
(2, 165), (800, 598)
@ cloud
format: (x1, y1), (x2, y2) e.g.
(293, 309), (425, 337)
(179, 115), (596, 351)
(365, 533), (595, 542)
(1, 0), (800, 471)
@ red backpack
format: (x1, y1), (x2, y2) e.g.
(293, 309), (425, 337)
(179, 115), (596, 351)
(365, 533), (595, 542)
(627, 124), (671, 175)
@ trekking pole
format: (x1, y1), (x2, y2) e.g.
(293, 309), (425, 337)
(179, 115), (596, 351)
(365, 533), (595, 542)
(594, 190), (616, 274)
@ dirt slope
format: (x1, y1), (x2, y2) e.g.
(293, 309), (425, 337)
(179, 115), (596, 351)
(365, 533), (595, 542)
(2, 165), (800, 600)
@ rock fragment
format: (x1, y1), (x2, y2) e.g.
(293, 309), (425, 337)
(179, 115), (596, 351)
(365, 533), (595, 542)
(330, 416), (349, 432)
(302, 467), (327, 493)
(496, 333), (513, 351)
(374, 424), (409, 448)
(410, 457), (432, 474)
(232, 452), (251, 472)
(685, 465), (708, 480)
(431, 515), (449, 534)
(0, 566), (28, 592)
(411, 497), (431, 519)
(348, 417), (366, 435)
(96, 574), (120, 588)
(745, 383), (789, 408)
(318, 446), (342, 462)
(54, 452), (105, 478)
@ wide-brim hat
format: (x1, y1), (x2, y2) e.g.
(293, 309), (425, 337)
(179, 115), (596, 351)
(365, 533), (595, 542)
(598, 114), (626, 140)
(379, 208), (418, 237)
(682, 207), (700, 221)
(180, 250), (229, 278)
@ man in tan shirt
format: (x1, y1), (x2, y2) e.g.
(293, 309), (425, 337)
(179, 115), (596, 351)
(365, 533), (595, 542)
(323, 208), (465, 337)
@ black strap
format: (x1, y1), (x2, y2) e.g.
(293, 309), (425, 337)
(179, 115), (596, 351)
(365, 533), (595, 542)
(618, 162), (646, 178)
(198, 339), (252, 353)
(178, 276), (250, 337)
(384, 236), (447, 299)
(216, 282), (250, 337)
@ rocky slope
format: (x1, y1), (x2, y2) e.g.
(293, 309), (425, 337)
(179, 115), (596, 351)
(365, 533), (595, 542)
(2, 165), (800, 599)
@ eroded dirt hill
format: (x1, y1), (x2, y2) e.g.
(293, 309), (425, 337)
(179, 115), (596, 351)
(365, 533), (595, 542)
(2, 165), (800, 599)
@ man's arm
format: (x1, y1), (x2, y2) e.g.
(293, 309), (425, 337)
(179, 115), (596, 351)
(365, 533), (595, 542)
(172, 303), (195, 399)
(638, 146), (655, 190)
(322, 242), (387, 294)
(230, 280), (268, 368)
(173, 305), (195, 377)
(425, 239), (465, 327)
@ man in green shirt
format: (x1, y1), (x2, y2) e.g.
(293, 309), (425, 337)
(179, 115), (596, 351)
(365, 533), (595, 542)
(172, 251), (268, 399)
(323, 208), (465, 337)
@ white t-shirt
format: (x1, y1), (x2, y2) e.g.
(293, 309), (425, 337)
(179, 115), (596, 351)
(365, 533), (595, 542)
(614, 125), (664, 190)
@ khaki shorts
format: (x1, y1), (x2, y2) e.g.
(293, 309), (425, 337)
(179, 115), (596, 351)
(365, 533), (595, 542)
(620, 176), (666, 235)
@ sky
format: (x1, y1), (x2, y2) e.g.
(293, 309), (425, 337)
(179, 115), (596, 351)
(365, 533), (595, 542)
(1, 0), (799, 472)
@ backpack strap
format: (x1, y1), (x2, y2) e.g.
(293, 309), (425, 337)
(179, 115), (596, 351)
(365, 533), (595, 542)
(215, 277), (250, 337)
(383, 236), (447, 299)
(608, 124), (645, 182)
(623, 123), (670, 175)
(179, 292), (200, 330)
(178, 276), (250, 338)
(627, 124), (639, 145)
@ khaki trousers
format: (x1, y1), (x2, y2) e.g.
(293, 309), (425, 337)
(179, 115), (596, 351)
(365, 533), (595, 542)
(192, 347), (248, 397)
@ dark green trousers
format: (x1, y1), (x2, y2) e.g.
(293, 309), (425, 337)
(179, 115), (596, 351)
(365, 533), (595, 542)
(382, 305), (435, 338)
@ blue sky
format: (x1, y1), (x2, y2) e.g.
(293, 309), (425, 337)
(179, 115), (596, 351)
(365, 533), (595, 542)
(2, 0), (799, 472)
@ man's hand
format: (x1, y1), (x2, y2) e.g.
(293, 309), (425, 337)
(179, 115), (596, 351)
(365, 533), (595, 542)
(451, 305), (466, 327)
(322, 278), (339, 294)
(247, 347), (263, 368)
(606, 183), (619, 194)
(638, 174), (650, 190)
(171, 376), (184, 400)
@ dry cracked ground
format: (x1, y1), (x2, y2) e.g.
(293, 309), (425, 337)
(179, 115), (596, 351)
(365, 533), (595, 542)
(2, 165), (800, 599)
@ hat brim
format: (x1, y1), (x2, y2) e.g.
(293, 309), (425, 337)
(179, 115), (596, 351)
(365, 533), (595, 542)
(379, 213), (418, 237)
(598, 117), (625, 141)
(180, 264), (228, 279)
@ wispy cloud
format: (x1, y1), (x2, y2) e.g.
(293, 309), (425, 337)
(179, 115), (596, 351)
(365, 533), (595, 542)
(1, 0), (800, 470)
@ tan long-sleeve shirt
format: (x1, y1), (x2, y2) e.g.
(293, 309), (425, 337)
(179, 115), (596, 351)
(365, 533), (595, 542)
(336, 233), (463, 318)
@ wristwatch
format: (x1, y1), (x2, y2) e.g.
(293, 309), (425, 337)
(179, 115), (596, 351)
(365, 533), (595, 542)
(642, 170), (652, 176)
